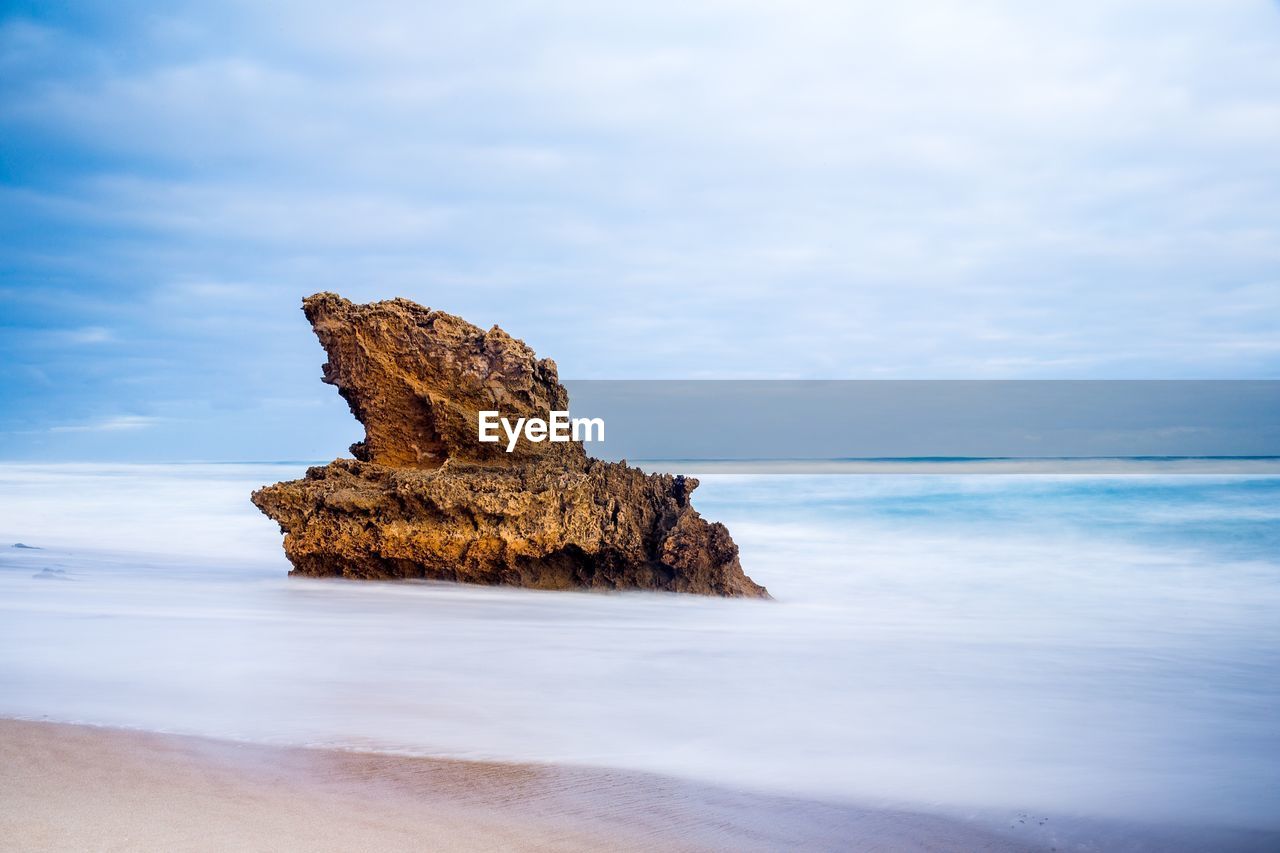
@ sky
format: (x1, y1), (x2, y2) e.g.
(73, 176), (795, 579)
(2, 1), (1279, 460)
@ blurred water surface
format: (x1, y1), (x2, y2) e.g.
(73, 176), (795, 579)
(1, 461), (1277, 830)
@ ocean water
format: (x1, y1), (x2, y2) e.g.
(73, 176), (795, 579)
(1, 461), (1278, 835)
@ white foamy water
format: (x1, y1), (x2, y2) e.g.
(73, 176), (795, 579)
(1, 462), (1278, 834)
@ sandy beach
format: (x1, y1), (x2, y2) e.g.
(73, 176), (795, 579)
(0, 719), (1036, 852)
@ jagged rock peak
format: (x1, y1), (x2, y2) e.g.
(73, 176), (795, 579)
(302, 292), (582, 469)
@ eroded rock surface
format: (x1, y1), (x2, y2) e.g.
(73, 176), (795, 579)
(252, 293), (768, 598)
(302, 292), (580, 469)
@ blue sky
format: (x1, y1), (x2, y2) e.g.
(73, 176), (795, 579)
(2, 1), (1279, 460)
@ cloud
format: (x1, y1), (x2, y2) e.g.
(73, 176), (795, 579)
(1, 1), (1279, 458)
(58, 326), (114, 345)
(48, 415), (163, 433)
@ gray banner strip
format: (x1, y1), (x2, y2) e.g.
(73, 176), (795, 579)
(559, 381), (1280, 473)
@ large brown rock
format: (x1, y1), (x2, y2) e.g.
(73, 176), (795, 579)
(252, 294), (768, 598)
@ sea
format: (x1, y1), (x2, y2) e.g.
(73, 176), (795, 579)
(1, 460), (1277, 843)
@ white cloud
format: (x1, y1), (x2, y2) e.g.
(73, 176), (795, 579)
(49, 416), (163, 433)
(1, 0), (1279, 383)
(56, 327), (114, 345)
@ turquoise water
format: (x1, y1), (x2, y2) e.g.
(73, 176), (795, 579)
(700, 472), (1280, 563)
(0, 461), (1277, 838)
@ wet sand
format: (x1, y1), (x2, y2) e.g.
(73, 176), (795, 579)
(0, 719), (1029, 852)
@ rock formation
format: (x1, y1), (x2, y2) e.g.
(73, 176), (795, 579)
(251, 294), (768, 598)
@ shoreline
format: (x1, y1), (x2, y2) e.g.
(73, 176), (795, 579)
(0, 718), (1032, 852)
(4, 720), (1279, 851)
